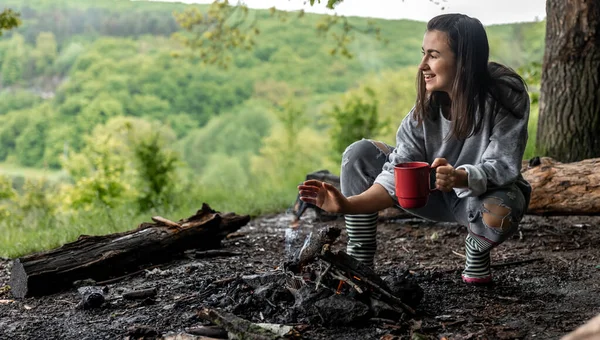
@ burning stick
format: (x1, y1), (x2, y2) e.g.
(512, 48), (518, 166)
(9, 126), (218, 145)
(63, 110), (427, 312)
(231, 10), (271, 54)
(330, 269), (364, 294)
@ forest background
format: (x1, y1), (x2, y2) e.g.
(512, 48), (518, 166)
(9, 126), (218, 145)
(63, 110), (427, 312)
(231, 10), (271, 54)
(0, 0), (544, 258)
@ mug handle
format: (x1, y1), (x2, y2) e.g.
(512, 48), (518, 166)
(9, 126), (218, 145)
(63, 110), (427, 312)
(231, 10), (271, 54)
(429, 166), (439, 192)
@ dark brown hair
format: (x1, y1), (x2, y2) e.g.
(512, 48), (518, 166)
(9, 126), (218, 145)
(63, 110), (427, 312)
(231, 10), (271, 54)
(414, 14), (527, 140)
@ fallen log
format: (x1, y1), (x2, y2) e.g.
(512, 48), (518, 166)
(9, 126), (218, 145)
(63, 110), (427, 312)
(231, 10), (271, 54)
(522, 157), (600, 215)
(9, 203), (250, 298)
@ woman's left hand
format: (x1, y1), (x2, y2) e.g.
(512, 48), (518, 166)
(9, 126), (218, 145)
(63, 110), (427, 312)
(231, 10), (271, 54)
(431, 158), (462, 192)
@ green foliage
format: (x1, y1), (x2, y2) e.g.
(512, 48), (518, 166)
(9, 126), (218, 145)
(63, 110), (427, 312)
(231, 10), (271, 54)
(0, 90), (41, 114)
(1, 33), (27, 85)
(173, 2), (258, 68)
(15, 114), (48, 167)
(180, 100), (272, 173)
(0, 175), (16, 201)
(310, 0), (345, 9)
(32, 32), (58, 76)
(53, 42), (85, 75)
(518, 61), (542, 105)
(61, 135), (137, 211)
(326, 87), (387, 163)
(59, 116), (179, 214)
(133, 132), (179, 212)
(0, 109), (32, 161)
(0, 8), (21, 36)
(250, 100), (336, 182)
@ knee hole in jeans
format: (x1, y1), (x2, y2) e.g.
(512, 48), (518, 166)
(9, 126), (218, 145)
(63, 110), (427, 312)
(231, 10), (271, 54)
(481, 197), (513, 232)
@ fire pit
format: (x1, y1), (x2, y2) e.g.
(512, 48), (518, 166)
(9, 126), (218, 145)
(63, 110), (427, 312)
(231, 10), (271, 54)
(207, 226), (422, 329)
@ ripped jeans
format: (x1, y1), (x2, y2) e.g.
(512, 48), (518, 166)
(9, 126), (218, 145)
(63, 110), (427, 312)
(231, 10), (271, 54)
(340, 139), (531, 256)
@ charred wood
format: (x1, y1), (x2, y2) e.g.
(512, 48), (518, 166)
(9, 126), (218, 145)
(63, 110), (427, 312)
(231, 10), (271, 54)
(318, 247), (416, 315)
(185, 325), (228, 338)
(197, 307), (288, 340)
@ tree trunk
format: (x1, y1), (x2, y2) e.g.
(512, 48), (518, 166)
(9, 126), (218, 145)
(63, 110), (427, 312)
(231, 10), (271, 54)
(537, 0), (600, 162)
(9, 204), (250, 298)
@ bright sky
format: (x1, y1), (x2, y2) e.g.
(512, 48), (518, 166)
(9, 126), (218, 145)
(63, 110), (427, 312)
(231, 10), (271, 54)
(164, 0), (547, 25)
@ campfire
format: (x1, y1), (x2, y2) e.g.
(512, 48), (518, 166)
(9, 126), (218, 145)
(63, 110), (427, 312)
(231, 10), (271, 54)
(283, 226), (422, 325)
(187, 225), (423, 339)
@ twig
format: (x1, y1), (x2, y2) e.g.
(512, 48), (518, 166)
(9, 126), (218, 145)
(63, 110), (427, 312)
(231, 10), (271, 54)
(555, 255), (570, 265)
(265, 298), (277, 308)
(315, 263), (332, 291)
(95, 264), (162, 286)
(490, 257), (543, 268)
(356, 274), (416, 315)
(123, 287), (157, 300)
(452, 250), (466, 259)
(330, 269), (364, 294)
(497, 296), (519, 302)
(193, 249), (243, 259)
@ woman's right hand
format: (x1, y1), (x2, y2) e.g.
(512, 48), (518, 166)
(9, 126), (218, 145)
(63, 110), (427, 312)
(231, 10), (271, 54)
(297, 180), (348, 214)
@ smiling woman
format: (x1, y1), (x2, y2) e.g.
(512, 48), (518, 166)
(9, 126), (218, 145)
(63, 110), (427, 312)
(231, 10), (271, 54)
(298, 13), (531, 285)
(419, 30), (457, 95)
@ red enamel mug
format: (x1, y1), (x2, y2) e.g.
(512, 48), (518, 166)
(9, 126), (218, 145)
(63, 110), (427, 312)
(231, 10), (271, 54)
(394, 162), (437, 209)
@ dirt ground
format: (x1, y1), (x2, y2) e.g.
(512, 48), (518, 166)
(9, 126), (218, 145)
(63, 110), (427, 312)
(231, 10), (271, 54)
(1, 208), (599, 340)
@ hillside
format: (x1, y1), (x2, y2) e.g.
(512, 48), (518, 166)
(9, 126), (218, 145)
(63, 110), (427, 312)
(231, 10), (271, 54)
(0, 0), (546, 257)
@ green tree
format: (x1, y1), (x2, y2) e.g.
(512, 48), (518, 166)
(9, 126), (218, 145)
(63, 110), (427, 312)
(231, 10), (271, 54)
(1, 33), (27, 86)
(326, 87), (387, 163)
(179, 101), (272, 172)
(15, 115), (48, 167)
(250, 100), (334, 182)
(0, 9), (21, 36)
(0, 90), (41, 114)
(0, 109), (31, 161)
(32, 32), (58, 75)
(132, 132), (179, 212)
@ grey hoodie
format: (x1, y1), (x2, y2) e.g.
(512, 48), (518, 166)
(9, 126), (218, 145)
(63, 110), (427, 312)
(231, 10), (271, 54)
(374, 80), (531, 199)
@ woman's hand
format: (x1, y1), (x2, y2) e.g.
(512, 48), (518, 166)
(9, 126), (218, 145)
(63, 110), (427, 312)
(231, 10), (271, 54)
(297, 180), (349, 214)
(431, 158), (468, 192)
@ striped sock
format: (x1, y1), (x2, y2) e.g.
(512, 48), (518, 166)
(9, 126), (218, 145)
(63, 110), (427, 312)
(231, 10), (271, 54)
(462, 234), (493, 284)
(345, 213), (378, 267)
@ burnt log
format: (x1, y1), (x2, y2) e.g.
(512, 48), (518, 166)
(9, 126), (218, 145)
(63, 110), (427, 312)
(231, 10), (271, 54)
(197, 308), (288, 340)
(318, 246), (417, 315)
(9, 203), (250, 298)
(522, 157), (600, 215)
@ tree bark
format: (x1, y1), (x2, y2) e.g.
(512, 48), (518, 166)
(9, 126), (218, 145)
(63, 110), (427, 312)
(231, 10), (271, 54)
(537, 0), (600, 162)
(9, 203), (250, 298)
(522, 157), (600, 215)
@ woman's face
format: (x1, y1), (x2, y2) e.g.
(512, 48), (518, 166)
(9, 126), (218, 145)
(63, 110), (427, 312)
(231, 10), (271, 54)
(419, 30), (457, 95)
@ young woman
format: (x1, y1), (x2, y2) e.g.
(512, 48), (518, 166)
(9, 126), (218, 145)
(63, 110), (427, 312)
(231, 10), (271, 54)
(298, 13), (531, 284)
